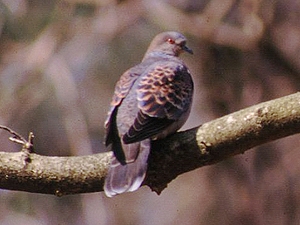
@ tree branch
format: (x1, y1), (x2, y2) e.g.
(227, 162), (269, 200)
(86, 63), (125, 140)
(0, 92), (300, 196)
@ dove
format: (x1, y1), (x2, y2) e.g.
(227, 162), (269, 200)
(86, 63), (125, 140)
(104, 31), (194, 197)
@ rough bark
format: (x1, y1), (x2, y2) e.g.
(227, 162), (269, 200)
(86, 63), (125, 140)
(0, 92), (300, 196)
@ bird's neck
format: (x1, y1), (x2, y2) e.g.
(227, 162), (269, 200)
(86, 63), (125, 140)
(142, 51), (178, 62)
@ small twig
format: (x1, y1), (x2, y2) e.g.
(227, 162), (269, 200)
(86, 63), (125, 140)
(0, 125), (34, 152)
(26, 132), (34, 151)
(0, 125), (27, 142)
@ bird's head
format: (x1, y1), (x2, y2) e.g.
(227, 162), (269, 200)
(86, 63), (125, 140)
(144, 31), (193, 57)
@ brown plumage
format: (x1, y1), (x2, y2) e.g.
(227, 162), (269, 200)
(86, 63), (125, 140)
(104, 31), (194, 197)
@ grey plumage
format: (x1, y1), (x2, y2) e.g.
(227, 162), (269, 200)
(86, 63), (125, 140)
(104, 31), (194, 197)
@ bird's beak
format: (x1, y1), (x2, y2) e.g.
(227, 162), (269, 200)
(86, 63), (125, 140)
(182, 45), (193, 54)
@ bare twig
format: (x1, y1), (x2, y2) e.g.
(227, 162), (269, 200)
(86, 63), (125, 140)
(0, 126), (34, 152)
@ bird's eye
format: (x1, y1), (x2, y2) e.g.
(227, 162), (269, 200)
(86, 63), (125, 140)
(167, 38), (175, 44)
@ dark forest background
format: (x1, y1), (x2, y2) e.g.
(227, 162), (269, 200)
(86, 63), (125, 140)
(0, 0), (300, 224)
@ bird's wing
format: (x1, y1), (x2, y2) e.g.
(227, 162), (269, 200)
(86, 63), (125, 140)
(123, 62), (193, 144)
(105, 68), (140, 147)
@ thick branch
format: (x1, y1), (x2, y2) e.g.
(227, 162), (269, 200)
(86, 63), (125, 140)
(0, 93), (300, 196)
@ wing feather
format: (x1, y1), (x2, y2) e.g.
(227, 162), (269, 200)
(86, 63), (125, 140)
(123, 62), (193, 143)
(105, 68), (140, 147)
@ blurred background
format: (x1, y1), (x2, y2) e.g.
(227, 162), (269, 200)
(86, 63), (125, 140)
(0, 0), (300, 224)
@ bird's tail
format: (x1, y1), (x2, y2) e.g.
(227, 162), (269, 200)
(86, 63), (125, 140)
(104, 140), (150, 197)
